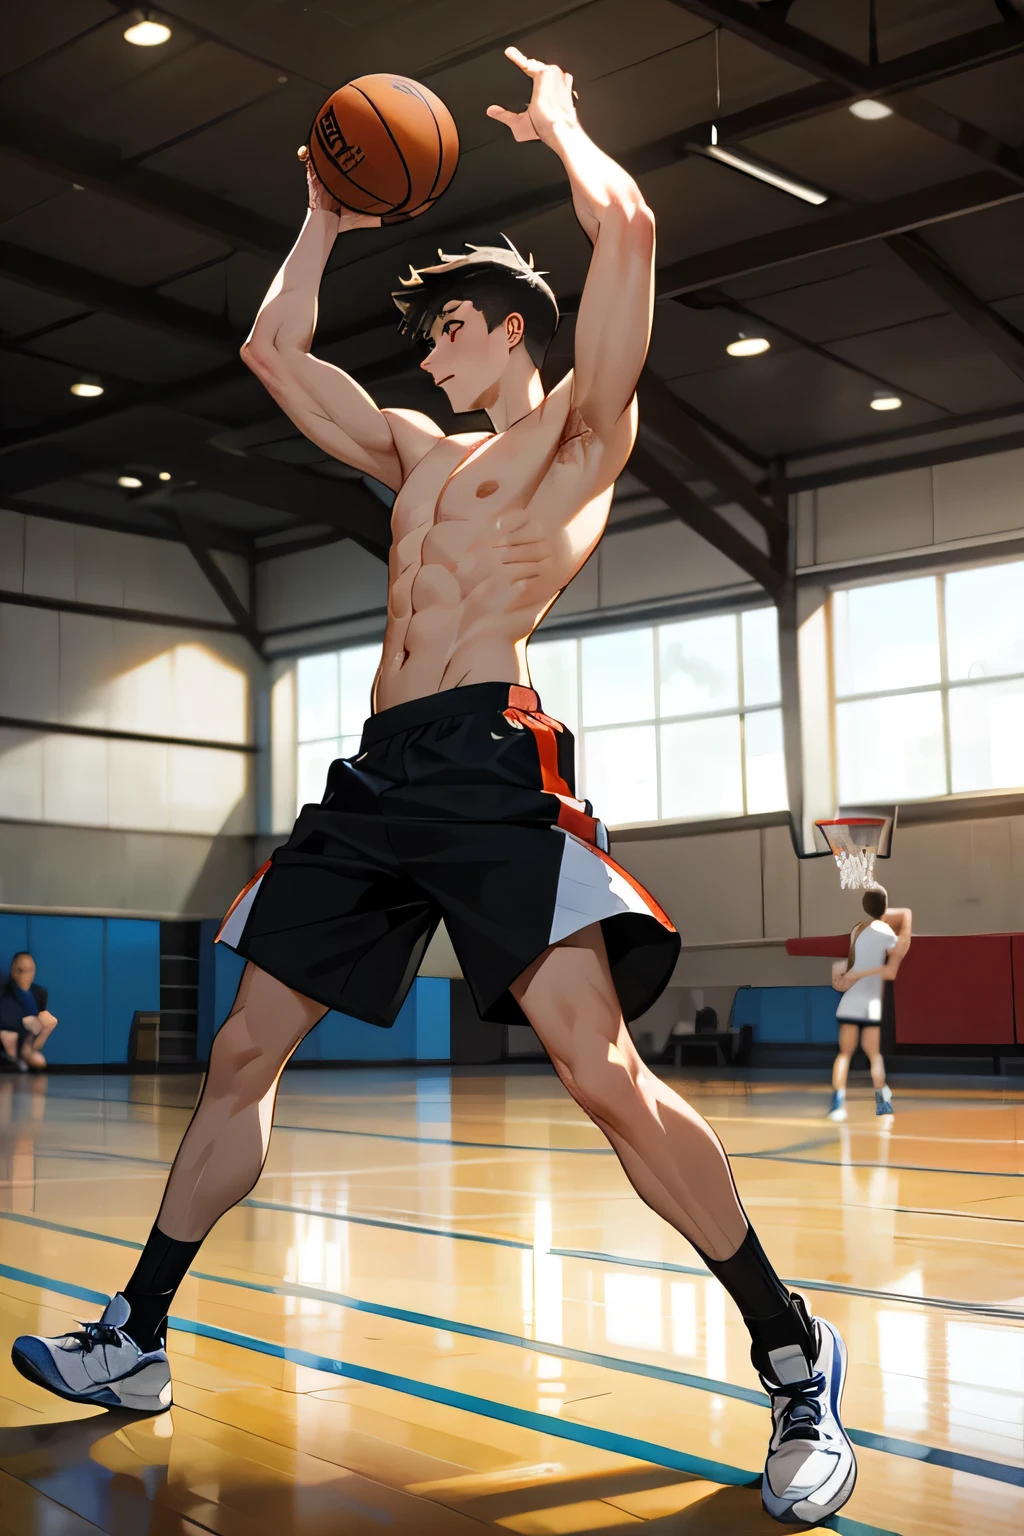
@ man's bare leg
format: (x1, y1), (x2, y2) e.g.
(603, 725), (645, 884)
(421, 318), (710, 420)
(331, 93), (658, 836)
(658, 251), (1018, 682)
(119, 964), (326, 1348)
(511, 926), (812, 1366)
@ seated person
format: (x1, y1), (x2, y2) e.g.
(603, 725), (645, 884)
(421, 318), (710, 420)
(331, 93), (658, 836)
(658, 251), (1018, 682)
(0, 952), (58, 1071)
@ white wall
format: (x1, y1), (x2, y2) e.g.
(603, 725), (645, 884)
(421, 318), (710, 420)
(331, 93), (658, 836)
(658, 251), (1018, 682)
(0, 509), (263, 915)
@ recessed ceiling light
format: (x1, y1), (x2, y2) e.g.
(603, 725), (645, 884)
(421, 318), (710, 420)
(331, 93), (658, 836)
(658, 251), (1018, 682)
(70, 378), (104, 398)
(699, 142), (828, 205)
(118, 475), (144, 489)
(124, 17), (171, 47)
(158, 470), (172, 481)
(726, 334), (770, 357)
(849, 99), (893, 121)
(870, 389), (902, 411)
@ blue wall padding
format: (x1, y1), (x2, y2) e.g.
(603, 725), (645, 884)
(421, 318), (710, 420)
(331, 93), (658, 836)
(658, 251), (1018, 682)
(0, 913), (160, 1065)
(732, 986), (839, 1043)
(104, 920), (161, 1063)
(200, 942), (451, 1065)
(22, 916), (105, 1065)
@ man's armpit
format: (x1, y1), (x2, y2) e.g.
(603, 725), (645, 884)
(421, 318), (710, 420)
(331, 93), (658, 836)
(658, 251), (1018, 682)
(555, 406), (595, 465)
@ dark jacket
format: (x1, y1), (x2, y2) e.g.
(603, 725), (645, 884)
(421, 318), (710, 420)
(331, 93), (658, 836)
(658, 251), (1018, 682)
(0, 979), (48, 1037)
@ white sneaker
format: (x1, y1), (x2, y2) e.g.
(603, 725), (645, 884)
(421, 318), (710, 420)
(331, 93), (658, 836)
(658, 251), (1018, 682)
(759, 1311), (856, 1523)
(11, 1293), (171, 1413)
(827, 1091), (846, 1122)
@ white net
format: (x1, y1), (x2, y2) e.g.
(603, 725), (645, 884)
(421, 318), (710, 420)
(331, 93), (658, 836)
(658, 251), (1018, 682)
(834, 846), (878, 891)
(816, 820), (885, 891)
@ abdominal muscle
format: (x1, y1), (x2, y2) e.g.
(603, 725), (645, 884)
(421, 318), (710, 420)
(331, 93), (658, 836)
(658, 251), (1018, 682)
(374, 516), (555, 710)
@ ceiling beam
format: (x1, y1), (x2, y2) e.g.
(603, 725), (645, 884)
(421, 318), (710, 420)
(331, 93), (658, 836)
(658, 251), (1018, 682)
(675, 5), (1024, 93)
(163, 507), (263, 656)
(674, 4), (1024, 184)
(629, 434), (783, 593)
(0, 241), (237, 353)
(655, 171), (1024, 297)
(3, 496), (252, 554)
(0, 434), (391, 562)
(636, 369), (782, 533)
(0, 111), (293, 262)
(885, 231), (1024, 385)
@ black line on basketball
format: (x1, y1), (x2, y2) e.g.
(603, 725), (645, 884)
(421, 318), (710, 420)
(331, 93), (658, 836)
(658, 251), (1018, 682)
(350, 83), (413, 213)
(313, 116), (398, 213)
(422, 97), (445, 205)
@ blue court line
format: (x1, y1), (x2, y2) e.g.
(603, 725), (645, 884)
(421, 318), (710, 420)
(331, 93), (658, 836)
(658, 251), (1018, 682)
(0, 1258), (898, 1534)
(41, 1127), (1024, 1182)
(4, 1189), (1020, 1326)
(241, 1199), (1024, 1321)
(1, 1217), (1022, 1493)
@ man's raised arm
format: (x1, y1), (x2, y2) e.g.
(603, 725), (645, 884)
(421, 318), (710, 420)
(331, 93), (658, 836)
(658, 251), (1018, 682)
(488, 48), (655, 451)
(240, 160), (441, 492)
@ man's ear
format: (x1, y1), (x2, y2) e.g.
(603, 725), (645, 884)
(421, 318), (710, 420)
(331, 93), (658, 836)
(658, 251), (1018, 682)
(505, 312), (525, 349)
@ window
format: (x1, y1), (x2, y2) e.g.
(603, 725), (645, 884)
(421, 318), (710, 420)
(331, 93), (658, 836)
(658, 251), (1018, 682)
(832, 559), (1024, 803)
(295, 612), (786, 826)
(296, 643), (380, 811)
(529, 607), (787, 826)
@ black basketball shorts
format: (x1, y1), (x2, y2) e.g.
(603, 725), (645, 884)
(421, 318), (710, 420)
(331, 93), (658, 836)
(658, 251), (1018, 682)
(217, 682), (680, 1029)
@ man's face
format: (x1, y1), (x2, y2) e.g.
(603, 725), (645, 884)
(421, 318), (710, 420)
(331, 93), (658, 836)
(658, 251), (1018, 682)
(12, 956), (34, 990)
(418, 299), (522, 413)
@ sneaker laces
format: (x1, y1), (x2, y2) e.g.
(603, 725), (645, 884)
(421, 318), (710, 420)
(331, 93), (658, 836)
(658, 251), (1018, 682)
(769, 1369), (828, 1443)
(63, 1319), (125, 1354)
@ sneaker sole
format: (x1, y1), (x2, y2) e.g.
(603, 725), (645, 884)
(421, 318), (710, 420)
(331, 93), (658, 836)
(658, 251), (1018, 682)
(760, 1323), (857, 1524)
(11, 1344), (172, 1414)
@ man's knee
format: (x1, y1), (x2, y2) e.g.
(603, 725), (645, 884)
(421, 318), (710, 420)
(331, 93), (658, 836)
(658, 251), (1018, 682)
(206, 1012), (285, 1095)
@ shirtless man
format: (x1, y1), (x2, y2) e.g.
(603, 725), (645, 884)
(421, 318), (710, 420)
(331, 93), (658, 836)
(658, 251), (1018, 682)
(12, 49), (856, 1524)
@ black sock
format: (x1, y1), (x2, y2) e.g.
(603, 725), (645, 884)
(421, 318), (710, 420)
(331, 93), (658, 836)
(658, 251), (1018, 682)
(121, 1225), (203, 1352)
(696, 1226), (816, 1376)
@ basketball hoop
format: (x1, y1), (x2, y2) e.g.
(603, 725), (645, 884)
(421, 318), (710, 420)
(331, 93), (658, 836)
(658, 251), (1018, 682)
(814, 817), (887, 891)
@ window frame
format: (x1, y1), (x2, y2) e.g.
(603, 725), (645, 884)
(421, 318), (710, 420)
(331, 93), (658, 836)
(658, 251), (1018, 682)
(830, 558), (1024, 804)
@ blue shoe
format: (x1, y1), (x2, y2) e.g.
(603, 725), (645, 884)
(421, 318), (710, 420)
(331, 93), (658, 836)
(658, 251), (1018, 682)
(759, 1302), (856, 1523)
(11, 1293), (171, 1412)
(875, 1087), (894, 1117)
(828, 1091), (846, 1123)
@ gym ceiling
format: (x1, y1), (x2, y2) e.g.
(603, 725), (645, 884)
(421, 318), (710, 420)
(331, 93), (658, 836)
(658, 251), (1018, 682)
(2, 0), (1024, 605)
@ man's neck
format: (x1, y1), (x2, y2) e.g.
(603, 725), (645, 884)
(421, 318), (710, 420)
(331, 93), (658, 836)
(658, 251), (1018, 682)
(482, 362), (545, 432)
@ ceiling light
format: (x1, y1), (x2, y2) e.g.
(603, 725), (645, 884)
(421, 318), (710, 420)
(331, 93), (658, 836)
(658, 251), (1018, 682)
(158, 470), (172, 481)
(124, 16), (171, 46)
(726, 333), (770, 357)
(117, 475), (143, 489)
(70, 378), (104, 398)
(870, 389), (902, 411)
(849, 99), (893, 121)
(699, 143), (828, 205)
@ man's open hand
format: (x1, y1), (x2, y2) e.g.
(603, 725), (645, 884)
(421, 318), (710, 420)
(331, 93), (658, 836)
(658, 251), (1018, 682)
(487, 46), (578, 144)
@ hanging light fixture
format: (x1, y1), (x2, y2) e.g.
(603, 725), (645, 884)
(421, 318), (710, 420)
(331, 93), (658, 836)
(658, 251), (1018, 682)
(696, 28), (829, 206)
(70, 375), (104, 398)
(870, 388), (903, 411)
(726, 333), (770, 357)
(849, 99), (892, 120)
(124, 14), (172, 46)
(117, 475), (144, 489)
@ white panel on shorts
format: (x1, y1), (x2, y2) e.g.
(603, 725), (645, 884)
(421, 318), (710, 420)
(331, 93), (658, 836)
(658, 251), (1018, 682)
(217, 873), (265, 949)
(548, 831), (653, 946)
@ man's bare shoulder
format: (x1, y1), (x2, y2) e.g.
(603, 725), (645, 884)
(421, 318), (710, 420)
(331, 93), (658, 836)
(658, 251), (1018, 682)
(380, 407), (445, 480)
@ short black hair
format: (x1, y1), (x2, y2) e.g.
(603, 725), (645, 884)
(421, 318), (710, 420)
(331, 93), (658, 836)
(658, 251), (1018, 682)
(393, 239), (559, 367)
(862, 887), (887, 919)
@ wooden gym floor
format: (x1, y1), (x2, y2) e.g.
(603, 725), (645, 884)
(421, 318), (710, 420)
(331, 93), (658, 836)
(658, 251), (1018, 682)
(0, 1065), (1021, 1535)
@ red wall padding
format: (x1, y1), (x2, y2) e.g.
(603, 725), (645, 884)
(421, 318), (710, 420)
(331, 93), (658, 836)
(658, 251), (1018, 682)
(894, 936), (1015, 1046)
(786, 932), (1021, 1045)
(1013, 936), (1024, 1045)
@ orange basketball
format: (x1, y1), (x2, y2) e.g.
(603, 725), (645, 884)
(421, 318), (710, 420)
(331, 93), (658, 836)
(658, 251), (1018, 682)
(308, 73), (458, 221)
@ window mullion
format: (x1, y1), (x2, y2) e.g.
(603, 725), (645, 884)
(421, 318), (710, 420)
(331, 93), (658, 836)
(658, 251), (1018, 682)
(736, 612), (748, 815)
(936, 572), (952, 796)
(652, 623), (663, 818)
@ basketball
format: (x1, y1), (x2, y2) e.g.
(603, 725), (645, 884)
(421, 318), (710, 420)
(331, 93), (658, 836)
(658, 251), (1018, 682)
(307, 74), (458, 221)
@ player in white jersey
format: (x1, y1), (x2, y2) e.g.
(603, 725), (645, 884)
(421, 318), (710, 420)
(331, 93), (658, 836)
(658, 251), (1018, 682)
(829, 886), (910, 1121)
